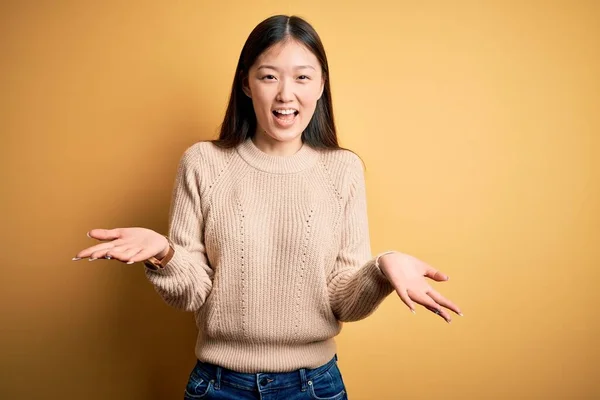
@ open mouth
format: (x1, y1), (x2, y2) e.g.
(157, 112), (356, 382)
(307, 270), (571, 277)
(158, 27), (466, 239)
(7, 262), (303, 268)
(272, 109), (299, 126)
(272, 109), (299, 118)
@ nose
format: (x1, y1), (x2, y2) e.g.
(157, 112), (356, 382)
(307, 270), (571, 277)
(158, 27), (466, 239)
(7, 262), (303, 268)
(276, 79), (294, 103)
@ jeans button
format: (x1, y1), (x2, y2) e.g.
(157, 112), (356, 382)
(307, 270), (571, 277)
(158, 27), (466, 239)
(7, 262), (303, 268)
(259, 378), (268, 386)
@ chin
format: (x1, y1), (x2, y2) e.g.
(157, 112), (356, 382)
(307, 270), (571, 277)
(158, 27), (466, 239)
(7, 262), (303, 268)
(261, 127), (304, 143)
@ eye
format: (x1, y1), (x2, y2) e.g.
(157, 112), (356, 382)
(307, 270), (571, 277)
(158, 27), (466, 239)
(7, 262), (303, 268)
(298, 75), (310, 80)
(261, 75), (276, 80)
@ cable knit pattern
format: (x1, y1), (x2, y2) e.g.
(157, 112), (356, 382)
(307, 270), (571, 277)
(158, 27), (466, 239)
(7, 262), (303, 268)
(145, 137), (395, 373)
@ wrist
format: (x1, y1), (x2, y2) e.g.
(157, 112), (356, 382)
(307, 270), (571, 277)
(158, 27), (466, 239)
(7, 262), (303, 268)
(144, 237), (175, 271)
(156, 237), (171, 260)
(375, 250), (397, 270)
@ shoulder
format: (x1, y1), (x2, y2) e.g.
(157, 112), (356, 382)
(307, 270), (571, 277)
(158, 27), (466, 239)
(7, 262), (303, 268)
(317, 147), (364, 181)
(182, 140), (235, 162)
(315, 147), (365, 199)
(318, 147), (361, 165)
(179, 140), (236, 167)
(177, 140), (237, 183)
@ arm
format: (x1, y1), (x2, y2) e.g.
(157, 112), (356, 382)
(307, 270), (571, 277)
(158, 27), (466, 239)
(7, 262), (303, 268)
(145, 145), (213, 312)
(327, 156), (395, 322)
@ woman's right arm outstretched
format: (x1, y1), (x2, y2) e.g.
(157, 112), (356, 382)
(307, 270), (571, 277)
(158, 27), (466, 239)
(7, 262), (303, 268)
(74, 146), (213, 312)
(144, 147), (213, 312)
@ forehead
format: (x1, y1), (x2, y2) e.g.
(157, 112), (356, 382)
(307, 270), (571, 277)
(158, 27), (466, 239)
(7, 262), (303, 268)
(254, 39), (320, 68)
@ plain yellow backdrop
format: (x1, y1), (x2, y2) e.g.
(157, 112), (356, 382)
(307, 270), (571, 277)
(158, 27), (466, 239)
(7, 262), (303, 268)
(1, 1), (598, 399)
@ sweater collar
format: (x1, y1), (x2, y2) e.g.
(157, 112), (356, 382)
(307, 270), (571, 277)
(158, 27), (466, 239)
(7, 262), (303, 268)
(236, 137), (319, 174)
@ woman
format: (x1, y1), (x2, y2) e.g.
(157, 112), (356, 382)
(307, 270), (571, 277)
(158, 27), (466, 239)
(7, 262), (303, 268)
(74, 15), (462, 399)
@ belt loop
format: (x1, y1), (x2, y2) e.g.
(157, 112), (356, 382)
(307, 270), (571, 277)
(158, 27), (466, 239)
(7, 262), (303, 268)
(299, 368), (308, 391)
(214, 366), (222, 390)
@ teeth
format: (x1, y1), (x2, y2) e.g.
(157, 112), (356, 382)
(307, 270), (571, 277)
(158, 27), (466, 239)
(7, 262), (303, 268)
(274, 109), (297, 115)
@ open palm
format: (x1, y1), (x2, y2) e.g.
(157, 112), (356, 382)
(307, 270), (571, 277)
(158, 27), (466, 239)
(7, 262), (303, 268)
(73, 227), (168, 264)
(378, 252), (463, 323)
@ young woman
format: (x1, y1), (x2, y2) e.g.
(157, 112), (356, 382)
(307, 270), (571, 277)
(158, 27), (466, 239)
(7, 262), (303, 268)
(74, 15), (462, 400)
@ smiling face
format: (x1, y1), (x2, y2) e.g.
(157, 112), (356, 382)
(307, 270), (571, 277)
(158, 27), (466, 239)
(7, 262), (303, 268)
(243, 39), (325, 147)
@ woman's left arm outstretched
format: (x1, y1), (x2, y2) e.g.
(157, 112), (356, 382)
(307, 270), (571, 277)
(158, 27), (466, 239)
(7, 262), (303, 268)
(327, 156), (462, 323)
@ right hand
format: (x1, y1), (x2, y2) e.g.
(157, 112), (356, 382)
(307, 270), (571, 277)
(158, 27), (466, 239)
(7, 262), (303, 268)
(73, 227), (169, 264)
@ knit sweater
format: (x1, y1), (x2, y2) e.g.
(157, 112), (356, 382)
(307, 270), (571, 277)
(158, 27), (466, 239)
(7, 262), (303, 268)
(145, 137), (395, 373)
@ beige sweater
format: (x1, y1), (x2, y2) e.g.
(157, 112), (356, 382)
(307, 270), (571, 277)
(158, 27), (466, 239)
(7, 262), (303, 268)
(145, 137), (395, 373)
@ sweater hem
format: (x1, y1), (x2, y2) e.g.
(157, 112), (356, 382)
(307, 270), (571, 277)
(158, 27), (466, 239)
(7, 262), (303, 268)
(195, 336), (338, 373)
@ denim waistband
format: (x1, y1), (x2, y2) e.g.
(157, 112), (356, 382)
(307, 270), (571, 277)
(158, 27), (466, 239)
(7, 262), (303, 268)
(194, 354), (339, 392)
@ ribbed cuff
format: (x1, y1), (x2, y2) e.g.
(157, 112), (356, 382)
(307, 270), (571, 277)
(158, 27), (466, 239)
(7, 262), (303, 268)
(145, 243), (188, 277)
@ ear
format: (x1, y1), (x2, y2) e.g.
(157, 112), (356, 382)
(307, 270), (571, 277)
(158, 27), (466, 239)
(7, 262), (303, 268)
(242, 73), (252, 98)
(318, 76), (325, 100)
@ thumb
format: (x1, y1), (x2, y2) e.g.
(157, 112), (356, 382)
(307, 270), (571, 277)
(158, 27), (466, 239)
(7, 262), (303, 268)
(425, 268), (449, 282)
(87, 228), (122, 241)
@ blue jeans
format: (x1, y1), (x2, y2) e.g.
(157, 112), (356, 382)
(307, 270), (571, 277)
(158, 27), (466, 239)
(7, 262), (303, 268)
(184, 354), (348, 400)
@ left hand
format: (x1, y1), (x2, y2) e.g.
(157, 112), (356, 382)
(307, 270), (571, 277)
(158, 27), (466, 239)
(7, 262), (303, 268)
(378, 252), (462, 323)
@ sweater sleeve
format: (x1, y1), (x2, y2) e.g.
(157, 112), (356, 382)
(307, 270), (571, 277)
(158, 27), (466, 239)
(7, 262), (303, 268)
(145, 145), (213, 312)
(327, 156), (395, 322)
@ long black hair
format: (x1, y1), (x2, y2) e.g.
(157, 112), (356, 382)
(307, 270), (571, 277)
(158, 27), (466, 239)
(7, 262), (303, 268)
(213, 15), (342, 151)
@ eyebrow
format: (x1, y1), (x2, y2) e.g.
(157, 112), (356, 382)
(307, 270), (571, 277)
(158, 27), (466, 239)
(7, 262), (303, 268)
(256, 65), (316, 71)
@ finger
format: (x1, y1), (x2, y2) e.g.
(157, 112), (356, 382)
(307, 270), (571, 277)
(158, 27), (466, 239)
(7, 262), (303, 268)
(107, 247), (142, 264)
(90, 244), (124, 260)
(424, 267), (449, 282)
(427, 289), (463, 316)
(424, 305), (452, 323)
(87, 228), (122, 242)
(395, 288), (416, 314)
(408, 290), (451, 322)
(127, 248), (160, 264)
(74, 240), (124, 260)
(388, 277), (416, 314)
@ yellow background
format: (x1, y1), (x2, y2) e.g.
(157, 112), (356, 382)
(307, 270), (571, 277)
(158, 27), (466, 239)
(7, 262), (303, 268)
(1, 1), (598, 399)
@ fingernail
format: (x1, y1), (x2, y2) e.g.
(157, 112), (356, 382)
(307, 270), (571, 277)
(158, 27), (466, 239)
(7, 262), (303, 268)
(126, 261), (134, 265)
(459, 312), (464, 317)
(411, 309), (416, 314)
(87, 232), (91, 238)
(447, 319), (452, 324)
(89, 258), (97, 261)
(72, 257), (81, 261)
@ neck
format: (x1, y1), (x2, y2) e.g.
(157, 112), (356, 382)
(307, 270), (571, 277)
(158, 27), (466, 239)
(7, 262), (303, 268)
(252, 130), (303, 156)
(236, 134), (318, 174)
